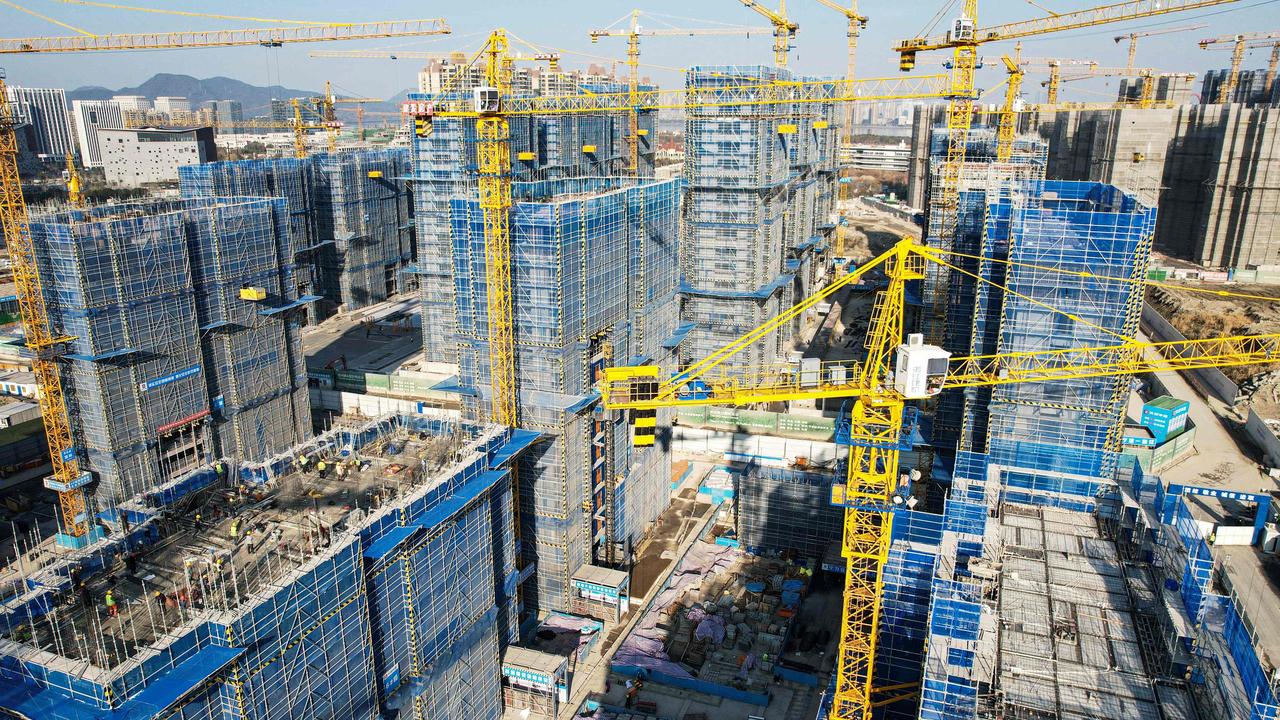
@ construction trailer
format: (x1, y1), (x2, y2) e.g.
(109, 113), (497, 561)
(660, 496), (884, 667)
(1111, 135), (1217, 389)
(680, 65), (841, 373)
(0, 414), (535, 720)
(501, 646), (568, 720)
(28, 198), (311, 509)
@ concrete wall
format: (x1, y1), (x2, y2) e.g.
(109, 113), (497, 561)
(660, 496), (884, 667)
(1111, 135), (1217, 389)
(1140, 303), (1240, 404)
(1243, 408), (1280, 467)
(1031, 105), (1280, 269)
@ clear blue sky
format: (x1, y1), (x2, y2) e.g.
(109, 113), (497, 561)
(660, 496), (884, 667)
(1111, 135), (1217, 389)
(2, 0), (1277, 105)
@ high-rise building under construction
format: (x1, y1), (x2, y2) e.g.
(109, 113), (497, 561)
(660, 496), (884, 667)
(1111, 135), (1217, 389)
(28, 197), (312, 507)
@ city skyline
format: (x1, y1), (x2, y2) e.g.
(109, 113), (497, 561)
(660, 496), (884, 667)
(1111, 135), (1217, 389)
(0, 1), (1276, 103)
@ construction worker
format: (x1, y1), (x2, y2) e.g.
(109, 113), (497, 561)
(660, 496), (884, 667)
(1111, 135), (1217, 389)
(194, 511), (203, 529)
(230, 518), (241, 539)
(153, 590), (165, 611)
(105, 589), (118, 618)
(78, 582), (92, 610)
(316, 460), (328, 478)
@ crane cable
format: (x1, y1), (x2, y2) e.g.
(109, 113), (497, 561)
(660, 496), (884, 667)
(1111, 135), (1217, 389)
(923, 253), (1135, 342)
(925, 246), (1280, 305)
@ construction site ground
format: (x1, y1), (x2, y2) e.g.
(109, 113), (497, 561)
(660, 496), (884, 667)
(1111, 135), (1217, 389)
(302, 297), (425, 374)
(1145, 282), (1280, 417)
(555, 459), (717, 719)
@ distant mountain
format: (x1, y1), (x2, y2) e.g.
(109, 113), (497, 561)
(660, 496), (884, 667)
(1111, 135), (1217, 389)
(65, 73), (397, 117)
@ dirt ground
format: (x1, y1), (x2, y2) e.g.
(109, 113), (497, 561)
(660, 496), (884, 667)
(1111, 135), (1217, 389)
(1146, 283), (1280, 416)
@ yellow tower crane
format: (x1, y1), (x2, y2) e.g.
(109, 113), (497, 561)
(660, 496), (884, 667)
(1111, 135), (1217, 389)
(1114, 23), (1207, 71)
(812, 0), (867, 142)
(1046, 64), (1191, 108)
(404, 26), (959, 617)
(736, 0), (798, 67)
(600, 240), (1280, 719)
(63, 152), (82, 207)
(995, 45), (1025, 162)
(588, 11), (768, 172)
(0, 8), (452, 546)
(896, 0), (1240, 349)
(1199, 30), (1280, 103)
(1264, 40), (1280, 98)
(315, 81), (382, 152)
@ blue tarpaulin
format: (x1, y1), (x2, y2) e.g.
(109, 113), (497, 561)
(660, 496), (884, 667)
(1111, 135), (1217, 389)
(419, 469), (509, 532)
(660, 322), (695, 350)
(0, 681), (107, 720)
(364, 525), (423, 561)
(490, 429), (541, 468)
(114, 646), (245, 719)
(0, 646), (244, 720)
(259, 295), (323, 317)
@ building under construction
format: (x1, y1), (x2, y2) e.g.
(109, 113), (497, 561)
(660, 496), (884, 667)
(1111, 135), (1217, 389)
(681, 65), (840, 372)
(27, 198), (311, 511)
(406, 76), (672, 616)
(1029, 101), (1280, 270)
(180, 149), (413, 319)
(0, 414), (530, 719)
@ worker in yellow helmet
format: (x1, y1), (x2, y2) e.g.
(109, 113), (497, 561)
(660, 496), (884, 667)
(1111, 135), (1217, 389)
(105, 589), (118, 618)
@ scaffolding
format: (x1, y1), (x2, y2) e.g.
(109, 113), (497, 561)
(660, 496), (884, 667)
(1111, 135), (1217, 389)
(311, 149), (414, 312)
(408, 108), (658, 362)
(924, 129), (1049, 451)
(180, 158), (326, 323)
(985, 180), (1156, 484)
(679, 65), (841, 372)
(446, 176), (680, 612)
(0, 415), (527, 720)
(735, 465), (844, 558)
(28, 198), (309, 507)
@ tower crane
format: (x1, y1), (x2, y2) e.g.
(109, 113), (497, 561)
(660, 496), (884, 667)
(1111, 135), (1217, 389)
(812, 0), (867, 141)
(588, 11), (768, 171)
(63, 152), (82, 207)
(1199, 30), (1280, 103)
(0, 12), (455, 546)
(600, 238), (1280, 719)
(0, 18), (450, 53)
(1264, 40), (1280, 98)
(404, 26), (959, 622)
(736, 0), (798, 67)
(314, 81), (381, 152)
(1114, 23), (1206, 70)
(1045, 64), (1177, 106)
(895, 0), (1240, 349)
(310, 48), (563, 69)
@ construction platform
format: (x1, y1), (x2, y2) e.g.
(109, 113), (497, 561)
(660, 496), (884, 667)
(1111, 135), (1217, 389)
(0, 413), (533, 719)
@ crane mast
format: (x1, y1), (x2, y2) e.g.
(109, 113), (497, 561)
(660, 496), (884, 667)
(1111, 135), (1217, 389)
(0, 70), (93, 542)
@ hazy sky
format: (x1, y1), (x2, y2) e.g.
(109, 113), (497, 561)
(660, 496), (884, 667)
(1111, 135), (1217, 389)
(2, 0), (1277, 105)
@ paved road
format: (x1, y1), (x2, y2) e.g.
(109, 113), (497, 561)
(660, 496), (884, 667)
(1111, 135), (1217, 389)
(1131, 333), (1276, 495)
